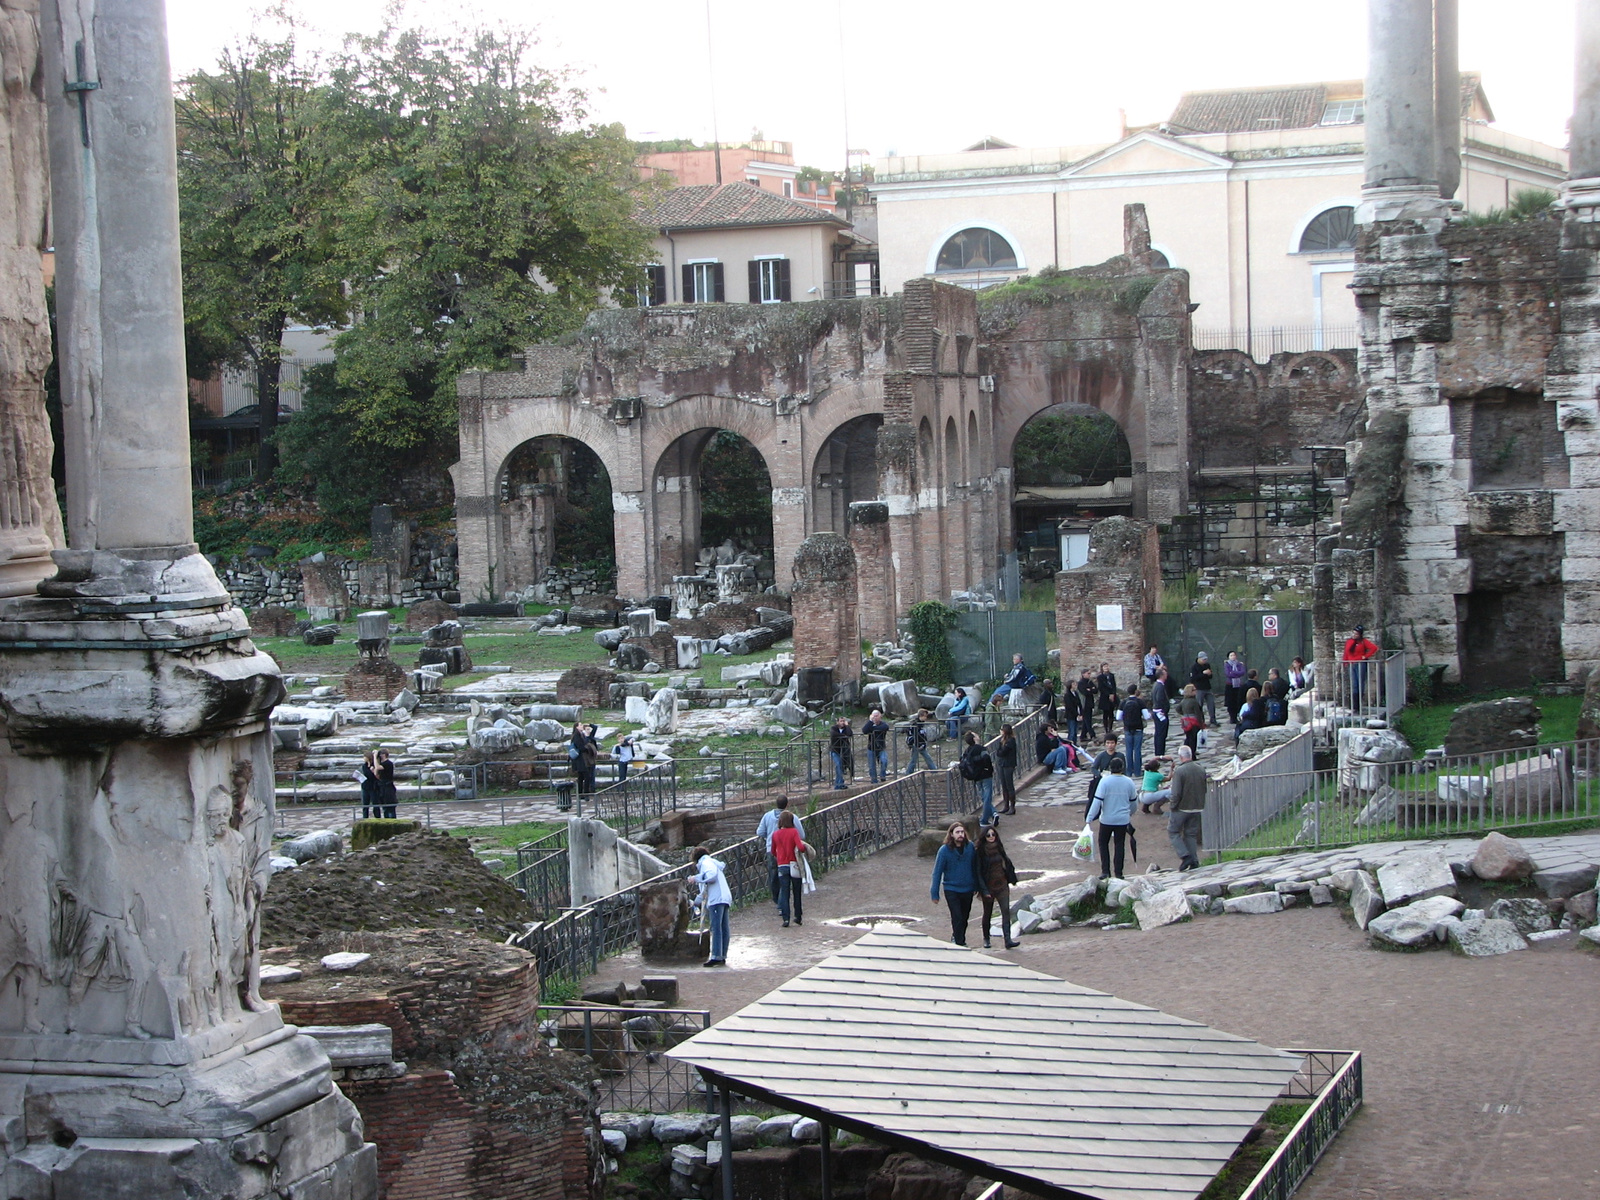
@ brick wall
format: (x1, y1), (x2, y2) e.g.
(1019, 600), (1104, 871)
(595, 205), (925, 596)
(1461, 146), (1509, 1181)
(1188, 349), (1362, 471)
(1054, 518), (1161, 683)
(344, 660), (410, 703)
(276, 948), (595, 1200)
(791, 533), (861, 699)
(847, 503), (894, 645)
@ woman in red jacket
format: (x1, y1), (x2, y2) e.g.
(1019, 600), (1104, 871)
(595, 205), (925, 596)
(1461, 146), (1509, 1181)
(770, 811), (812, 928)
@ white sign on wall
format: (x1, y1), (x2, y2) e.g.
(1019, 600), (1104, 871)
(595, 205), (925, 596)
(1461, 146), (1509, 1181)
(1095, 604), (1123, 631)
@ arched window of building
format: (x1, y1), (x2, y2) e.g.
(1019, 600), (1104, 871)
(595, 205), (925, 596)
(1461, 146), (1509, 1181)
(936, 227), (1019, 272)
(1299, 206), (1357, 253)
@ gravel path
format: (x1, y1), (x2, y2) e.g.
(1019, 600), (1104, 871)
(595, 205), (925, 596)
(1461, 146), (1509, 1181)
(584, 787), (1600, 1199)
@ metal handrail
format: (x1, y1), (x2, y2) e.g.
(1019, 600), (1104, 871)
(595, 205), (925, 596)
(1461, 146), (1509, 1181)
(1240, 1050), (1363, 1200)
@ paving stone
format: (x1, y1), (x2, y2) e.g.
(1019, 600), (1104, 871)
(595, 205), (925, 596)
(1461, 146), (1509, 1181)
(1532, 863), (1600, 899)
(1486, 897), (1554, 935)
(1349, 870), (1386, 930)
(1134, 887), (1191, 930)
(1223, 891), (1285, 915)
(1527, 929), (1576, 950)
(1443, 916), (1528, 957)
(1367, 896), (1465, 949)
(1377, 852), (1457, 906)
(1309, 885), (1334, 907)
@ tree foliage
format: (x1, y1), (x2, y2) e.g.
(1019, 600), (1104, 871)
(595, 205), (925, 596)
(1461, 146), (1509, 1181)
(698, 431), (773, 550)
(1013, 411), (1132, 487)
(907, 601), (959, 688)
(177, 14), (656, 492)
(177, 22), (345, 477)
(319, 22), (654, 452)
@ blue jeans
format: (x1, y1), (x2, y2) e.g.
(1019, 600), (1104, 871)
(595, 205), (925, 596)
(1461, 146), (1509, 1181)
(832, 751), (847, 789)
(1124, 730), (1144, 772)
(946, 717), (963, 740)
(1065, 716), (1079, 744)
(907, 747), (936, 774)
(1348, 661), (1369, 704)
(1045, 745), (1073, 771)
(977, 777), (995, 825)
(777, 866), (802, 923)
(707, 903), (730, 962)
(868, 748), (888, 783)
(991, 684), (1013, 703)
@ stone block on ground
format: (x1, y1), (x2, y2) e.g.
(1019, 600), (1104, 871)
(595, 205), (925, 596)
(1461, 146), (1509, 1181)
(1485, 897), (1554, 935)
(654, 1113), (715, 1145)
(1531, 863), (1599, 899)
(1223, 891), (1285, 915)
(1471, 832), (1535, 882)
(1443, 916), (1529, 957)
(1444, 697), (1540, 757)
(1234, 726), (1303, 757)
(1367, 896), (1465, 949)
(404, 598), (457, 631)
(773, 698), (809, 727)
(1488, 752), (1570, 818)
(645, 687), (680, 734)
(281, 829), (342, 863)
(1377, 851), (1457, 907)
(640, 975), (679, 1005)
(878, 679), (919, 718)
(1134, 887), (1191, 930)
(250, 604), (298, 637)
(756, 1114), (802, 1146)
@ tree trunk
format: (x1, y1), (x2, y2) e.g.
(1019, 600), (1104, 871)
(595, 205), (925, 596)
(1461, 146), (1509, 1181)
(255, 353), (281, 480)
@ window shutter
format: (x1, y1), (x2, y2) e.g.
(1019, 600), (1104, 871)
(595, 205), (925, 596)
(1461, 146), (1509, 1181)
(682, 264), (694, 303)
(777, 259), (791, 302)
(650, 265), (667, 307)
(748, 260), (762, 304)
(712, 262), (725, 303)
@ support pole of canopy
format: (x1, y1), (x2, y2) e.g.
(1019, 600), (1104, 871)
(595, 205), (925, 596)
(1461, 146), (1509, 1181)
(820, 1122), (834, 1200)
(719, 1082), (735, 1200)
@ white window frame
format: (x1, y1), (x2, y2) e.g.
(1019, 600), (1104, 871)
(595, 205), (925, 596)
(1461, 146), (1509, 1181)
(1321, 99), (1365, 126)
(687, 259), (720, 304)
(754, 255), (787, 304)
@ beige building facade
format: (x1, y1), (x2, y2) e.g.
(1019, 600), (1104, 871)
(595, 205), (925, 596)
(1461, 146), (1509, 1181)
(872, 80), (1565, 353)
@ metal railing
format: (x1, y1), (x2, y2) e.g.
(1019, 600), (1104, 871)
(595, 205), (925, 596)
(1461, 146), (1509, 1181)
(542, 1005), (711, 1113)
(1307, 651), (1408, 749)
(525, 706), (1048, 1000)
(508, 827), (570, 918)
(1241, 1050), (1363, 1200)
(1193, 324), (1358, 356)
(583, 760), (679, 837)
(1205, 736), (1600, 857)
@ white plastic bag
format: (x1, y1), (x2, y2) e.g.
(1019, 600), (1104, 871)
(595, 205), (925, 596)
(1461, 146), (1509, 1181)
(1071, 829), (1094, 860)
(1198, 728), (1209, 748)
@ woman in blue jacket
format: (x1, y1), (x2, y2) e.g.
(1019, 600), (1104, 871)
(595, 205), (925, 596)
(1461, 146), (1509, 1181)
(930, 822), (989, 946)
(945, 687), (971, 740)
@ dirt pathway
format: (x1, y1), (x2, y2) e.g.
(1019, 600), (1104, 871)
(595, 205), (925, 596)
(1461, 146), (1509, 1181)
(583, 791), (1600, 1199)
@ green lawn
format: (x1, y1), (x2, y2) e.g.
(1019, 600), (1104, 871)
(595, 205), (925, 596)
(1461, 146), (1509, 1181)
(449, 822), (560, 850)
(1395, 689), (1583, 754)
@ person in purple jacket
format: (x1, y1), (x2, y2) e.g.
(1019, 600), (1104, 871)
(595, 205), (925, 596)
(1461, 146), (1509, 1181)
(1223, 651), (1248, 726)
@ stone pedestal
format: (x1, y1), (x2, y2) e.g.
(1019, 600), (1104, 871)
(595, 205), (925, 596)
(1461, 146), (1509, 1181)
(0, 553), (376, 1196)
(847, 502), (895, 647)
(1053, 518), (1159, 684)
(791, 533), (861, 703)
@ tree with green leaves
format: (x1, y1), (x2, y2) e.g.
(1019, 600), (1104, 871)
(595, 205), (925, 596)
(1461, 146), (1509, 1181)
(317, 22), (655, 453)
(176, 23), (345, 479)
(1013, 410), (1132, 487)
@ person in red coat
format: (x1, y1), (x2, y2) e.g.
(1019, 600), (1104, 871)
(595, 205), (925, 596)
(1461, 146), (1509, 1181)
(770, 811), (811, 928)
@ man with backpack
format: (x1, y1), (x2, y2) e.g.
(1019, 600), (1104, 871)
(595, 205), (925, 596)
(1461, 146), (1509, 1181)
(906, 708), (937, 774)
(959, 731), (996, 828)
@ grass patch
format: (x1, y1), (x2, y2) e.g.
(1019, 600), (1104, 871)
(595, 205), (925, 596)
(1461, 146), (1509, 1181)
(450, 822), (561, 850)
(1394, 688), (1582, 755)
(1198, 1101), (1311, 1200)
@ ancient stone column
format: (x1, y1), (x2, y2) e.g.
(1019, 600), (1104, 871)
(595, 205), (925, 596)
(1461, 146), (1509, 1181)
(0, 0), (63, 598)
(1566, 0), (1600, 214)
(0, 2), (377, 1194)
(847, 502), (894, 646)
(791, 532), (861, 703)
(1364, 0), (1441, 203)
(1433, 0), (1461, 200)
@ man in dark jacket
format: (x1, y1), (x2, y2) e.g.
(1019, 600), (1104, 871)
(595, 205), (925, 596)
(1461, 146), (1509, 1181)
(1120, 686), (1149, 772)
(960, 732), (996, 827)
(1150, 667), (1171, 756)
(1077, 670), (1098, 739)
(1059, 681), (1082, 745)
(1189, 652), (1216, 727)
(861, 709), (891, 783)
(1167, 746), (1207, 871)
(1095, 664), (1119, 740)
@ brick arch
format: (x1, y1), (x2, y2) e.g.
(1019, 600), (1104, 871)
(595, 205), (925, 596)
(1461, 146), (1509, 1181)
(1006, 402), (1134, 478)
(1279, 350), (1351, 387)
(470, 398), (626, 499)
(1196, 349), (1266, 389)
(992, 363), (1135, 493)
(640, 395), (781, 486)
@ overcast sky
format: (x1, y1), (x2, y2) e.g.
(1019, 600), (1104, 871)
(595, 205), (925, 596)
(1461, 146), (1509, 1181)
(164, 1), (1577, 167)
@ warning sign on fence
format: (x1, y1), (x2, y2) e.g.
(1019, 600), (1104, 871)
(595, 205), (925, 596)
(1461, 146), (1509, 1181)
(1262, 614), (1279, 638)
